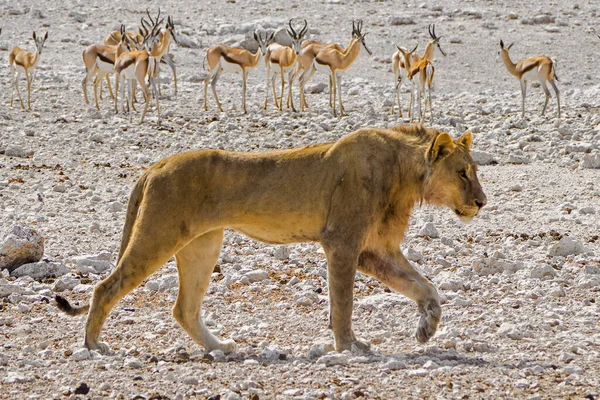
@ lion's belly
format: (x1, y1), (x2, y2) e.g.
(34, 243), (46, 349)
(232, 218), (323, 245)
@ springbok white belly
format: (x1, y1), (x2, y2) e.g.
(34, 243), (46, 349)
(522, 68), (540, 82)
(313, 60), (331, 75)
(219, 58), (243, 74)
(97, 59), (115, 73)
(120, 64), (137, 80)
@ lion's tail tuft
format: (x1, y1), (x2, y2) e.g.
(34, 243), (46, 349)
(55, 295), (90, 316)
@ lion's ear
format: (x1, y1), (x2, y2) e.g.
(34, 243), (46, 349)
(427, 133), (456, 164)
(458, 132), (472, 150)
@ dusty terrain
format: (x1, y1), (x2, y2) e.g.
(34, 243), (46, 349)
(1, 0), (599, 399)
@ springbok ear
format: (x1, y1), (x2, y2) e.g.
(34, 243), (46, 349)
(499, 39), (504, 48)
(427, 132), (456, 164)
(44, 32), (48, 41)
(458, 132), (472, 150)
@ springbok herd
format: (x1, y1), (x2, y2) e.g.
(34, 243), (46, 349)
(3, 12), (569, 124)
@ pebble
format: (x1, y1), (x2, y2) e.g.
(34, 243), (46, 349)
(530, 264), (558, 279)
(105, 201), (125, 213)
(316, 352), (349, 366)
(418, 222), (439, 238)
(497, 323), (523, 340)
(124, 357), (143, 369)
(5, 145), (33, 158)
(71, 348), (91, 361)
(73, 252), (113, 274)
(308, 343), (334, 359)
(548, 237), (586, 257)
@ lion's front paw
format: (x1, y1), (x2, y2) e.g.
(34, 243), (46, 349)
(351, 340), (371, 353)
(220, 339), (237, 354)
(86, 340), (111, 354)
(415, 301), (441, 344)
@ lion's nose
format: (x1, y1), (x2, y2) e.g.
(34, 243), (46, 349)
(475, 199), (486, 209)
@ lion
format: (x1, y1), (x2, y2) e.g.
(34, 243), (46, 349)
(56, 124), (486, 354)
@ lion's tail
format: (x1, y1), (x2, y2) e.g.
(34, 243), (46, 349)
(117, 171), (148, 263)
(55, 295), (89, 316)
(55, 174), (148, 317)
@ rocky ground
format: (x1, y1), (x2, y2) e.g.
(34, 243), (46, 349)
(1, 0), (600, 399)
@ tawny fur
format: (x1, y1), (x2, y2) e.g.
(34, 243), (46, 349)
(55, 124), (486, 355)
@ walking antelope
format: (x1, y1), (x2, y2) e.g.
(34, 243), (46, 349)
(499, 40), (560, 118)
(297, 40), (345, 112)
(114, 23), (162, 124)
(397, 45), (435, 122)
(307, 20), (372, 117)
(264, 19), (308, 112)
(204, 31), (274, 113)
(9, 31), (48, 111)
(391, 24), (445, 116)
(82, 26), (133, 109)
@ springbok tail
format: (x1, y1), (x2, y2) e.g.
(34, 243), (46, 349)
(551, 59), (559, 82)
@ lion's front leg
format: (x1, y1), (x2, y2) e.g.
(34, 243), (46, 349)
(358, 250), (441, 344)
(323, 246), (370, 352)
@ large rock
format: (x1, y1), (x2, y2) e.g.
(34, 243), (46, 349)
(11, 261), (70, 280)
(0, 224), (44, 273)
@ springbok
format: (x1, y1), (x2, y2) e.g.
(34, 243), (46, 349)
(9, 31), (48, 111)
(499, 40), (560, 118)
(264, 19), (308, 112)
(304, 20), (372, 117)
(204, 31), (274, 113)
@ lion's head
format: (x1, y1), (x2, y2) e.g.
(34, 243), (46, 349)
(423, 131), (487, 222)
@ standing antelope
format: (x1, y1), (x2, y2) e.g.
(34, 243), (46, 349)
(499, 40), (560, 119)
(102, 27), (144, 101)
(9, 31), (48, 111)
(147, 13), (178, 96)
(82, 26), (133, 109)
(391, 24), (445, 116)
(114, 23), (162, 124)
(307, 20), (372, 117)
(297, 39), (345, 112)
(397, 45), (435, 122)
(264, 19), (308, 112)
(204, 31), (274, 113)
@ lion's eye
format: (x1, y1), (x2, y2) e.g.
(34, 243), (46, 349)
(459, 170), (468, 179)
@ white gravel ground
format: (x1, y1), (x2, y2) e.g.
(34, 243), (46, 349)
(0, 0), (599, 399)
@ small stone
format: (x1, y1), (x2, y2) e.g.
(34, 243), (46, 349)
(261, 347), (286, 361)
(53, 274), (80, 292)
(497, 323), (523, 340)
(106, 201), (125, 213)
(582, 265), (600, 275)
(74, 383), (90, 395)
(183, 376), (199, 385)
(548, 237), (586, 257)
(273, 247), (291, 260)
(418, 222), (439, 238)
(316, 352), (349, 366)
(71, 348), (91, 361)
(124, 357), (143, 369)
(73, 253), (112, 274)
(404, 248), (423, 262)
(209, 349), (226, 362)
(307, 343), (334, 359)
(530, 264), (557, 279)
(389, 16), (415, 25)
(548, 286), (566, 297)
(471, 150), (497, 165)
(5, 145), (33, 158)
(244, 270), (269, 283)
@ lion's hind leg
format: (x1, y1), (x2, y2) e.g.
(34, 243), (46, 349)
(173, 229), (236, 353)
(83, 232), (177, 353)
(358, 250), (441, 344)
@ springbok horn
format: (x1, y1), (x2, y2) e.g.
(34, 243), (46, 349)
(288, 19), (297, 39)
(146, 8), (154, 25)
(299, 19), (308, 36)
(410, 43), (418, 53)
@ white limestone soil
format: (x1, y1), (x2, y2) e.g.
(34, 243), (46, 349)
(0, 0), (599, 398)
